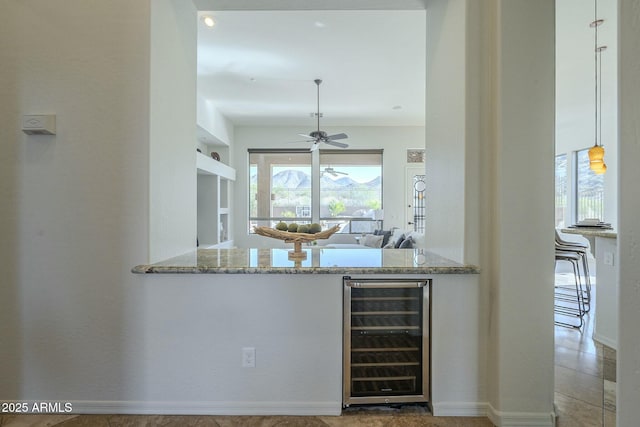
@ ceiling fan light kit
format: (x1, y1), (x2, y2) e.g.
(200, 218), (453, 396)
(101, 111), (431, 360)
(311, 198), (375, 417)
(289, 79), (350, 151)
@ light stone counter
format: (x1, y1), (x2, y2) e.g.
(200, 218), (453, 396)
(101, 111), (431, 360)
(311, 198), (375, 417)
(562, 227), (617, 239)
(132, 248), (479, 275)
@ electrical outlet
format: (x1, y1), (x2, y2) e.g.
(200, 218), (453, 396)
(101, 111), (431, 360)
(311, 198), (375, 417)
(242, 347), (256, 368)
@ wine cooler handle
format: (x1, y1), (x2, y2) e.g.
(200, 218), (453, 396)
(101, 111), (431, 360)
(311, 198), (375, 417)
(346, 281), (427, 288)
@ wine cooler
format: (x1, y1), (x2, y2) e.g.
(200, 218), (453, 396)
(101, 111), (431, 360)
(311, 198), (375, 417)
(343, 277), (431, 407)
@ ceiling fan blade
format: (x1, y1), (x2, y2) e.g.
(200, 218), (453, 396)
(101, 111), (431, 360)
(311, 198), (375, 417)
(325, 140), (349, 149)
(323, 167), (348, 177)
(287, 140), (314, 144)
(326, 133), (348, 140)
(298, 133), (314, 139)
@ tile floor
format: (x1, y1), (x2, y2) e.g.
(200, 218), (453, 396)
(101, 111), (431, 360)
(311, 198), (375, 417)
(0, 412), (496, 427)
(554, 265), (616, 427)
(1, 293), (615, 427)
(554, 304), (616, 427)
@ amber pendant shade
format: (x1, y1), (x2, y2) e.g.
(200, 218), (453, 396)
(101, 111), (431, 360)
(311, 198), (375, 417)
(588, 145), (606, 174)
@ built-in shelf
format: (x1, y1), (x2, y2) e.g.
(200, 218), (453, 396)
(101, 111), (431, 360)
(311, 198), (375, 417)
(196, 151), (235, 248)
(196, 152), (236, 181)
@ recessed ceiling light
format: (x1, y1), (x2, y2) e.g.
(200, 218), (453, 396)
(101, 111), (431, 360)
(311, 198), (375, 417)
(203, 16), (215, 28)
(314, 21), (326, 28)
(392, 105), (403, 110)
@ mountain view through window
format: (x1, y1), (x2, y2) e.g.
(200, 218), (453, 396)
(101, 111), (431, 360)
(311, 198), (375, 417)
(249, 150), (382, 233)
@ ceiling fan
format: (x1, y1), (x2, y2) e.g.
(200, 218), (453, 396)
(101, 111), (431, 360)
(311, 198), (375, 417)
(290, 79), (349, 151)
(322, 166), (348, 177)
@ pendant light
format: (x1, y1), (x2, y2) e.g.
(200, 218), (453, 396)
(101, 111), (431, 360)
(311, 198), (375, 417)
(588, 0), (607, 175)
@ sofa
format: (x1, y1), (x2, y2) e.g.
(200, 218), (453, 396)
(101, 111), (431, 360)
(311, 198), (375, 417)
(322, 228), (426, 249)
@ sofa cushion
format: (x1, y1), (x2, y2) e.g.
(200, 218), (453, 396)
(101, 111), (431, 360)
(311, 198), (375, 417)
(363, 234), (384, 248)
(406, 231), (426, 249)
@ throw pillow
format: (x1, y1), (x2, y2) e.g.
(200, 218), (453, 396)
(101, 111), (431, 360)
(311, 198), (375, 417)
(399, 236), (414, 248)
(394, 234), (406, 248)
(379, 230), (392, 247)
(363, 234), (384, 248)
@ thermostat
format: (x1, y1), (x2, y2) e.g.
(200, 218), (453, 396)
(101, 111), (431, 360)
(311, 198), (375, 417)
(22, 114), (56, 135)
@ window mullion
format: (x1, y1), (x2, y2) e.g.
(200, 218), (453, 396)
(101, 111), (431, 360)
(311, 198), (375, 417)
(311, 149), (320, 223)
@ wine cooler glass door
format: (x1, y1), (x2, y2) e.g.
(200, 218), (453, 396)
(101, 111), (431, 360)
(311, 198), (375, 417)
(343, 278), (430, 406)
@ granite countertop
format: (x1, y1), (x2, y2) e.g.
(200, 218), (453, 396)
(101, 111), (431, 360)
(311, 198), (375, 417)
(561, 228), (617, 239)
(132, 248), (480, 275)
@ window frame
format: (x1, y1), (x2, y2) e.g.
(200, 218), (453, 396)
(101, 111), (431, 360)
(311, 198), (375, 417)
(248, 148), (383, 234)
(554, 153), (568, 228)
(574, 148), (604, 223)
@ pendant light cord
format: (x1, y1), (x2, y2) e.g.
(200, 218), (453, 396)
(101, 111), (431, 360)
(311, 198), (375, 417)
(592, 0), (606, 148)
(594, 0), (599, 147)
(598, 45), (604, 148)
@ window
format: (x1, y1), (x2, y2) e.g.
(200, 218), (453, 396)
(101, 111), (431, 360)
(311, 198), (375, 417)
(320, 150), (382, 234)
(575, 148), (604, 222)
(248, 149), (383, 233)
(249, 150), (312, 230)
(555, 154), (567, 227)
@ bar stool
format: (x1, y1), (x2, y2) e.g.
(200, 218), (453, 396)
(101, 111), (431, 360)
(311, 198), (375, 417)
(554, 249), (585, 329)
(555, 231), (592, 312)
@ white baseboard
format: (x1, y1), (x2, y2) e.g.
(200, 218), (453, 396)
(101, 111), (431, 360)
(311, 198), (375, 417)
(431, 401), (489, 417)
(34, 400), (342, 416)
(487, 403), (556, 427)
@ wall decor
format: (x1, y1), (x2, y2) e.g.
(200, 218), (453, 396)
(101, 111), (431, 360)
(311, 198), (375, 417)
(407, 149), (425, 163)
(211, 152), (220, 161)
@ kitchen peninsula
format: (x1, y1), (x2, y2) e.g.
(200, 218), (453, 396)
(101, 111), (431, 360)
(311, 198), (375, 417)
(561, 228), (618, 348)
(132, 248), (484, 417)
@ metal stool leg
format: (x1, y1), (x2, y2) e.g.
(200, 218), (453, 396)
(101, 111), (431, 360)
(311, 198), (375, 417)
(554, 253), (585, 329)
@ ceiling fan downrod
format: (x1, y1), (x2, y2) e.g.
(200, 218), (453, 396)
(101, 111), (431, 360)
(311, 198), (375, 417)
(315, 79), (322, 134)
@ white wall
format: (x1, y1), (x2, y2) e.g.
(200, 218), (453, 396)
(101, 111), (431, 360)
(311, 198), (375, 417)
(617, 1), (640, 424)
(592, 237), (618, 349)
(424, 0), (467, 264)
(232, 125), (425, 248)
(555, 0), (618, 228)
(149, 0), (198, 262)
(425, 1), (556, 424)
(0, 0), (151, 400)
(197, 94), (235, 147)
(489, 1), (556, 420)
(135, 274), (344, 415)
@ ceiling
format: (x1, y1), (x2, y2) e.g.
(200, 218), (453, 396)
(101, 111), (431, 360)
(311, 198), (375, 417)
(196, 10), (426, 127)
